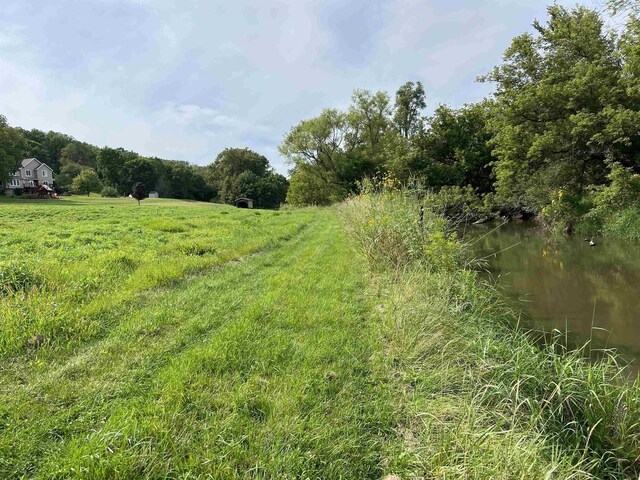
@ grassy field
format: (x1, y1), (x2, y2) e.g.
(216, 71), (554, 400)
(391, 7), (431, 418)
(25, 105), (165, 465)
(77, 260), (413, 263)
(1, 195), (639, 478)
(0, 196), (310, 358)
(0, 196), (402, 478)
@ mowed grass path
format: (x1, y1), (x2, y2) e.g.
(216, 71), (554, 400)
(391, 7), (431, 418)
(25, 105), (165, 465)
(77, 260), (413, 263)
(0, 199), (397, 478)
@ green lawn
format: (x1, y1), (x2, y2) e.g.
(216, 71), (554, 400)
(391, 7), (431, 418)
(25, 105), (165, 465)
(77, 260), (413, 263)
(0, 197), (399, 478)
(0, 197), (310, 357)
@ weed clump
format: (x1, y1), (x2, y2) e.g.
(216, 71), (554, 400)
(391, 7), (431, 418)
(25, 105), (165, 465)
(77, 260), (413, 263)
(0, 263), (42, 296)
(342, 177), (462, 272)
(179, 243), (217, 257)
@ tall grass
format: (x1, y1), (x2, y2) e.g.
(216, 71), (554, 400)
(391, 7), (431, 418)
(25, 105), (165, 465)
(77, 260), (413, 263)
(343, 178), (462, 273)
(342, 181), (640, 478)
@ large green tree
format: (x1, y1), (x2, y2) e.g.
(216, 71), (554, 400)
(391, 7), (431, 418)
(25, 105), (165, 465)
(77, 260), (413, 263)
(347, 89), (392, 167)
(96, 147), (137, 192)
(71, 168), (102, 196)
(256, 172), (289, 208)
(393, 81), (426, 139)
(482, 5), (639, 210)
(411, 103), (496, 193)
(208, 148), (269, 180)
(122, 157), (161, 194)
(0, 115), (25, 185)
(280, 84), (431, 196)
(206, 147), (270, 202)
(56, 162), (85, 190)
(279, 108), (350, 186)
(206, 148), (287, 207)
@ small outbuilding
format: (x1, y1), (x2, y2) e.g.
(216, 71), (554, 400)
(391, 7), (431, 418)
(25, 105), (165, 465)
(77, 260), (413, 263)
(148, 191), (159, 199)
(235, 197), (254, 209)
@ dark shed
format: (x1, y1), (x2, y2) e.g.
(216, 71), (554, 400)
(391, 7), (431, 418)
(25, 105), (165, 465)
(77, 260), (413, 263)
(235, 198), (254, 209)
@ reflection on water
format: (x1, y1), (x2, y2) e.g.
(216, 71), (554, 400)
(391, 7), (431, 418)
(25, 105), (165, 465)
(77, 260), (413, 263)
(466, 222), (640, 365)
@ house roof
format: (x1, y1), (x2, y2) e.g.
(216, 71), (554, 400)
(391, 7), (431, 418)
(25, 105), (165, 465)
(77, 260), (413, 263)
(21, 158), (41, 169)
(37, 162), (54, 171)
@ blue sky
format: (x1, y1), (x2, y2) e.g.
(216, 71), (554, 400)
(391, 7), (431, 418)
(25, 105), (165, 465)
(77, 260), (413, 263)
(0, 0), (602, 173)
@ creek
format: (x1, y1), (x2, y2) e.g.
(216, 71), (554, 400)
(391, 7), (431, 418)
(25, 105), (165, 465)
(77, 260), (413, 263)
(466, 221), (640, 369)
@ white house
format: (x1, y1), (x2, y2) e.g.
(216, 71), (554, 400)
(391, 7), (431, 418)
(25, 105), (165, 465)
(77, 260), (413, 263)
(1, 158), (55, 195)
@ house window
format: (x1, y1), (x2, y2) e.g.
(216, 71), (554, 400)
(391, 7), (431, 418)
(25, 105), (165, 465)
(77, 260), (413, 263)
(25, 170), (32, 176)
(41, 170), (48, 177)
(10, 179), (20, 187)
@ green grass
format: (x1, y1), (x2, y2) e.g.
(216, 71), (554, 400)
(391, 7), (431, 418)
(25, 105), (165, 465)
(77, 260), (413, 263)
(0, 197), (402, 478)
(0, 196), (306, 357)
(1, 194), (639, 478)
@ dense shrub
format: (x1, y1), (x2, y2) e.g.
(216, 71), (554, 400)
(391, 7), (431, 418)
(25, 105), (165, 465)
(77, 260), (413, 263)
(539, 189), (591, 233)
(593, 163), (640, 210)
(342, 177), (462, 272)
(429, 185), (488, 221)
(100, 186), (119, 197)
(576, 163), (640, 238)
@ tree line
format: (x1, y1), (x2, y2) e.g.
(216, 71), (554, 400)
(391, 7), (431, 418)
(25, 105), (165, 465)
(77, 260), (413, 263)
(281, 2), (640, 234)
(3, 1), (639, 220)
(280, 83), (494, 206)
(0, 120), (287, 208)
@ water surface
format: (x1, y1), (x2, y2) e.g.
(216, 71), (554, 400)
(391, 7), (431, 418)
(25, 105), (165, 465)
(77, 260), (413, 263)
(466, 222), (640, 364)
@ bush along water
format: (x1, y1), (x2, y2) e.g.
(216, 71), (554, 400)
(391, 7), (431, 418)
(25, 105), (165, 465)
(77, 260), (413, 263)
(575, 163), (640, 241)
(342, 181), (640, 478)
(342, 176), (463, 273)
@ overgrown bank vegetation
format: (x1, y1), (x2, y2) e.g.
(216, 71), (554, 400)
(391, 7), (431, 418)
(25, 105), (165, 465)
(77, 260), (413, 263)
(342, 183), (640, 478)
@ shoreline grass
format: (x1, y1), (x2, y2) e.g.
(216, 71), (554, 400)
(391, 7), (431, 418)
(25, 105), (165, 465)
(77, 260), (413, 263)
(342, 184), (640, 478)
